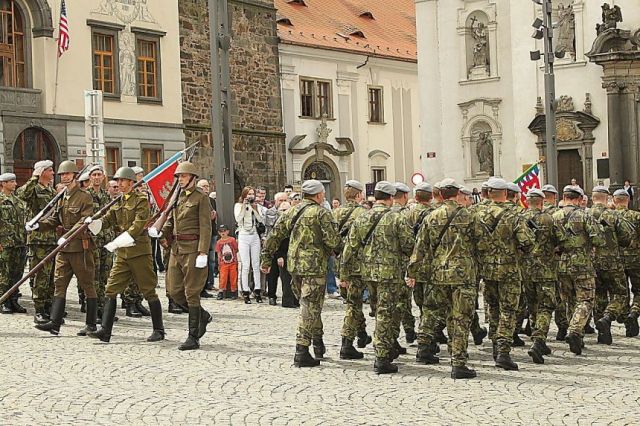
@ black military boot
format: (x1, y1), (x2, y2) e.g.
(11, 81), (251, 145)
(135, 300), (151, 316)
(198, 307), (212, 339)
(416, 344), (440, 364)
(555, 327), (568, 341)
(1, 301), (13, 314)
(495, 353), (519, 371)
(254, 289), (263, 304)
(79, 292), (86, 313)
(566, 332), (582, 355)
(394, 340), (407, 355)
(523, 319), (532, 337)
(512, 333), (525, 347)
(584, 323), (595, 334)
(451, 365), (477, 379)
(34, 297), (65, 335)
(356, 331), (372, 348)
(595, 313), (613, 345)
(527, 340), (545, 364)
(625, 312), (639, 338)
(540, 340), (552, 356)
(435, 330), (448, 344)
(89, 297), (117, 342)
(77, 298), (98, 336)
(147, 299), (165, 342)
(179, 307), (201, 351)
(405, 329), (417, 344)
(34, 307), (49, 324)
(125, 302), (142, 318)
(217, 292), (224, 301)
(294, 344), (320, 368)
(374, 358), (398, 375)
(340, 337), (364, 360)
(10, 295), (27, 314)
(312, 338), (326, 359)
(168, 298), (183, 314)
(472, 326), (487, 346)
(200, 289), (214, 299)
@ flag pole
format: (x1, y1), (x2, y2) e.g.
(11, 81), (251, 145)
(52, 0), (61, 115)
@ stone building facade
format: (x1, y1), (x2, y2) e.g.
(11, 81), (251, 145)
(179, 0), (286, 196)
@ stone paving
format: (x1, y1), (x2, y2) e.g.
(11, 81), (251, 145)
(1, 274), (639, 425)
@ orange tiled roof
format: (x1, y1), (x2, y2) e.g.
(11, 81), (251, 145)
(275, 0), (417, 62)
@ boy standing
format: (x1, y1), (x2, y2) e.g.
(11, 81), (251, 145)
(216, 224), (239, 299)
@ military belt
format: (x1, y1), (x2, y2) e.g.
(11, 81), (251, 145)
(175, 234), (199, 241)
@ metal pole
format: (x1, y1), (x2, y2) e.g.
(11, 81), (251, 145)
(542, 0), (558, 188)
(208, 0), (235, 232)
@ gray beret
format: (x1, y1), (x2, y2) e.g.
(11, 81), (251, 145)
(563, 185), (585, 196)
(526, 188), (545, 199)
(613, 189), (630, 198)
(375, 181), (397, 196)
(481, 181), (489, 190)
(592, 185), (609, 195)
(301, 179), (325, 195)
(34, 160), (54, 170)
(433, 181), (442, 190)
(345, 180), (364, 192)
(415, 182), (433, 193)
(0, 173), (16, 182)
(78, 172), (90, 182)
(88, 164), (104, 174)
(541, 184), (558, 194)
(439, 178), (461, 189)
(460, 186), (472, 196)
(132, 166), (144, 174)
(507, 182), (521, 193)
(394, 182), (411, 193)
(487, 177), (508, 190)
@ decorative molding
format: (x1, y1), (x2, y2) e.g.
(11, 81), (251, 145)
(86, 19), (126, 31)
(131, 26), (167, 37)
(368, 149), (390, 159)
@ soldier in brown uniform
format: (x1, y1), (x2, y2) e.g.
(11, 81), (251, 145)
(29, 161), (97, 336)
(151, 161), (213, 351)
(88, 167), (164, 343)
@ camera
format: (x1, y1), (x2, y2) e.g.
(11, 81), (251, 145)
(246, 196), (255, 203)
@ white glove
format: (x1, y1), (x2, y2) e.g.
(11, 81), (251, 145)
(148, 227), (162, 238)
(25, 222), (39, 232)
(195, 254), (208, 268)
(57, 237), (66, 246)
(84, 217), (93, 224)
(88, 219), (102, 236)
(105, 231), (135, 253)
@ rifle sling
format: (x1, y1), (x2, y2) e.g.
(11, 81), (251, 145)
(362, 210), (389, 247)
(432, 207), (461, 255)
(338, 207), (358, 235)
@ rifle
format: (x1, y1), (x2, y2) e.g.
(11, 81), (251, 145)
(144, 179), (180, 230)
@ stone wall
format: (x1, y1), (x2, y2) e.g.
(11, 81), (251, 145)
(179, 0), (286, 197)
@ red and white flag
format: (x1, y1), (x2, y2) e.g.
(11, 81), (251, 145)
(142, 151), (182, 210)
(57, 0), (70, 57)
(515, 163), (541, 207)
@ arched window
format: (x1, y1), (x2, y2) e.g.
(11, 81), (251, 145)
(0, 0), (26, 88)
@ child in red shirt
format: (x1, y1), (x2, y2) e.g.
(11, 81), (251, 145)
(215, 224), (239, 299)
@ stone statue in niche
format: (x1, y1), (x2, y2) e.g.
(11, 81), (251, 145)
(476, 132), (494, 175)
(596, 3), (622, 35)
(555, 3), (575, 56)
(471, 22), (489, 68)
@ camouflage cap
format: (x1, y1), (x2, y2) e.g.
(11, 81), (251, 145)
(541, 184), (558, 194)
(301, 179), (324, 195)
(439, 178), (461, 189)
(345, 180), (364, 192)
(563, 185), (585, 197)
(507, 182), (521, 193)
(394, 182), (411, 193)
(374, 181), (397, 196)
(414, 182), (433, 193)
(487, 177), (508, 190)
(526, 188), (545, 199)
(592, 185), (610, 195)
(0, 173), (16, 182)
(613, 188), (630, 198)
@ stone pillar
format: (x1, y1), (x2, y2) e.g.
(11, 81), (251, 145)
(280, 63), (297, 184)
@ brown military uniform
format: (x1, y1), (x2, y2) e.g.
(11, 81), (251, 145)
(102, 191), (159, 302)
(162, 187), (212, 307)
(39, 185), (96, 299)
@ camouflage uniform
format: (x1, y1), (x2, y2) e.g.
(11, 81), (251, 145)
(341, 204), (414, 360)
(391, 203), (415, 340)
(406, 202), (435, 311)
(545, 201), (568, 333)
(408, 200), (478, 367)
(261, 199), (341, 347)
(16, 176), (57, 311)
(589, 204), (633, 322)
(88, 187), (114, 311)
(0, 192), (28, 302)
(552, 205), (605, 337)
(615, 206), (640, 317)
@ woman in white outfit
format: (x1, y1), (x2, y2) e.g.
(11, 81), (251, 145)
(234, 186), (265, 303)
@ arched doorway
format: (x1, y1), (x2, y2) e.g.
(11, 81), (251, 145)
(302, 159), (338, 203)
(13, 127), (59, 186)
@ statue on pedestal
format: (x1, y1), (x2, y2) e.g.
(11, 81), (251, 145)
(596, 3), (623, 35)
(472, 22), (489, 68)
(476, 132), (494, 175)
(556, 4), (575, 56)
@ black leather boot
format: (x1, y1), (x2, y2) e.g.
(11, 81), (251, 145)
(10, 295), (27, 314)
(77, 298), (98, 336)
(168, 298), (183, 314)
(34, 297), (65, 335)
(435, 330), (448, 344)
(217, 292), (224, 301)
(294, 344), (320, 368)
(555, 327), (568, 341)
(135, 300), (151, 316)
(356, 331), (372, 348)
(523, 319), (532, 336)
(88, 297), (117, 343)
(254, 289), (263, 303)
(394, 339), (407, 355)
(243, 291), (252, 304)
(540, 340), (552, 355)
(374, 358), (398, 374)
(405, 329), (417, 344)
(125, 302), (142, 318)
(34, 307), (49, 324)
(596, 313), (613, 345)
(312, 338), (326, 359)
(495, 353), (519, 371)
(416, 344), (440, 364)
(527, 340), (545, 364)
(147, 299), (165, 342)
(584, 322), (595, 335)
(566, 332), (582, 355)
(198, 307), (212, 339)
(625, 312), (639, 337)
(451, 365), (477, 379)
(512, 333), (525, 347)
(339, 337), (364, 360)
(1, 301), (13, 314)
(179, 307), (201, 351)
(472, 326), (487, 345)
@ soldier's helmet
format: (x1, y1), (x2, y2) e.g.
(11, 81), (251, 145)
(57, 160), (78, 174)
(174, 161), (199, 177)
(113, 167), (137, 182)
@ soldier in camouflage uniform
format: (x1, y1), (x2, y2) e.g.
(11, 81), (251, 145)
(521, 189), (561, 364)
(341, 181), (414, 374)
(261, 180), (341, 368)
(467, 182), (489, 345)
(611, 189), (640, 337)
(409, 178), (479, 379)
(0, 173), (28, 314)
(589, 186), (633, 345)
(16, 160), (57, 323)
(475, 177), (534, 371)
(552, 185), (605, 355)
(506, 182), (528, 348)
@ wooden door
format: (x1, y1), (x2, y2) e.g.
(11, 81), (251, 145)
(557, 149), (583, 189)
(13, 127), (58, 186)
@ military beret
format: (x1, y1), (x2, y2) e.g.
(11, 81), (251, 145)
(88, 164), (104, 174)
(487, 177), (508, 190)
(481, 181), (489, 190)
(526, 188), (545, 199)
(433, 181), (442, 190)
(0, 173), (16, 182)
(460, 186), (472, 196)
(613, 189), (630, 198)
(345, 180), (364, 192)
(301, 179), (325, 195)
(507, 182), (521, 193)
(541, 184), (558, 194)
(78, 172), (90, 183)
(34, 160), (54, 170)
(414, 182), (433, 193)
(394, 182), (411, 193)
(563, 185), (584, 196)
(374, 181), (397, 196)
(288, 192), (300, 200)
(132, 166), (144, 175)
(592, 185), (609, 195)
(439, 178), (461, 189)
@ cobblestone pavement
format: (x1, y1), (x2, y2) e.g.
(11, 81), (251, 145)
(1, 274), (639, 425)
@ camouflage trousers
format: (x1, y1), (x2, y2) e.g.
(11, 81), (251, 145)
(554, 282), (569, 329)
(28, 244), (56, 309)
(370, 280), (400, 360)
(414, 281), (425, 313)
(625, 268), (640, 316)
(420, 284), (476, 367)
(484, 279), (521, 354)
(368, 282), (378, 317)
(417, 281), (441, 343)
(292, 275), (326, 346)
(523, 280), (557, 343)
(93, 247), (113, 309)
(392, 285), (415, 340)
(340, 278), (367, 340)
(0, 246), (27, 295)
(595, 268), (628, 322)
(558, 274), (595, 337)
(123, 281), (144, 305)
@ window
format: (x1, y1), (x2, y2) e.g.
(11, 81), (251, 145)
(299, 78), (333, 119)
(136, 36), (160, 100)
(141, 146), (162, 173)
(0, 0), (26, 88)
(368, 87), (384, 123)
(372, 168), (386, 184)
(105, 145), (121, 177)
(92, 31), (117, 94)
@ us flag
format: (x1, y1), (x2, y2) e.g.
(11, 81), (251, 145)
(57, 0), (69, 56)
